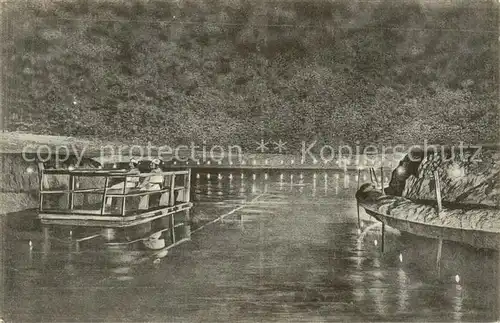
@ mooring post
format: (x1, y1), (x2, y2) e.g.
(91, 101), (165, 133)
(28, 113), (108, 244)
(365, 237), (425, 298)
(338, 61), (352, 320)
(433, 170), (443, 216)
(436, 238), (443, 276)
(380, 166), (384, 195)
(184, 169), (192, 239)
(381, 222), (385, 253)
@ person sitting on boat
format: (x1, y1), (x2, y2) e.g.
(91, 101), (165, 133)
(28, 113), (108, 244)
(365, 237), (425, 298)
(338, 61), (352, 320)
(106, 158), (141, 208)
(138, 158), (166, 209)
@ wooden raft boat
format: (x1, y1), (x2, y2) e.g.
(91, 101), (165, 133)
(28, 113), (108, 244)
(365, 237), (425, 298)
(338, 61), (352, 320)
(355, 146), (500, 251)
(37, 163), (193, 251)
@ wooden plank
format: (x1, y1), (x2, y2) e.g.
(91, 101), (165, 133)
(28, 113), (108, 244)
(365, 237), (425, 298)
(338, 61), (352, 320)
(39, 202), (192, 220)
(380, 166), (384, 194)
(39, 203), (193, 228)
(43, 169), (189, 177)
(106, 188), (171, 198)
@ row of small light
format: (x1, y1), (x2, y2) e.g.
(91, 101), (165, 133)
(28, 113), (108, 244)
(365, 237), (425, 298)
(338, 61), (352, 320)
(195, 171), (389, 183)
(171, 158), (396, 167)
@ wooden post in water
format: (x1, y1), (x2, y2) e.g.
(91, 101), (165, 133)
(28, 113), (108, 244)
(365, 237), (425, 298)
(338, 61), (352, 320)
(381, 222), (385, 253)
(380, 166), (384, 195)
(434, 170), (442, 216)
(436, 238), (443, 276)
(357, 168), (361, 229)
(184, 169), (192, 239)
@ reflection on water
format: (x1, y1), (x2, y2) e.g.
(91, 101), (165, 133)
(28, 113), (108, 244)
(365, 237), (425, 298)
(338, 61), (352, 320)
(2, 169), (499, 322)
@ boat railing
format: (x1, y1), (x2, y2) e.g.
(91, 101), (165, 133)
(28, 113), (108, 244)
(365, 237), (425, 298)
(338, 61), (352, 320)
(38, 166), (192, 218)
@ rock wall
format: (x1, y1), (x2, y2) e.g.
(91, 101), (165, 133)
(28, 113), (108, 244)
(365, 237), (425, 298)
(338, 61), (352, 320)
(386, 147), (500, 208)
(0, 153), (101, 214)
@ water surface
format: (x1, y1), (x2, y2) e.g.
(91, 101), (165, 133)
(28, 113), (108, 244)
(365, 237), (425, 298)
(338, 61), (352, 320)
(3, 170), (499, 322)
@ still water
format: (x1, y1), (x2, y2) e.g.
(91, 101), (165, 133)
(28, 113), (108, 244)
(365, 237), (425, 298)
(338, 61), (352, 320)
(2, 170), (499, 322)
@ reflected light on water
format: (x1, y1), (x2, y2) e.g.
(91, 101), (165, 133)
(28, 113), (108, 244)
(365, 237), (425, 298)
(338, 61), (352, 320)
(453, 282), (464, 322)
(312, 175), (317, 197)
(398, 268), (409, 313)
(344, 172), (350, 188)
(370, 274), (386, 316)
(206, 182), (212, 195)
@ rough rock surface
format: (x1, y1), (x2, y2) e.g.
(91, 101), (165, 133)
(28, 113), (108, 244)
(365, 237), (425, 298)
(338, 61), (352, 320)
(402, 148), (500, 208)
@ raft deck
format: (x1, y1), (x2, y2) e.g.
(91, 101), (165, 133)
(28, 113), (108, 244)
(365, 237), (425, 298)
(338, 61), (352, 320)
(38, 167), (192, 228)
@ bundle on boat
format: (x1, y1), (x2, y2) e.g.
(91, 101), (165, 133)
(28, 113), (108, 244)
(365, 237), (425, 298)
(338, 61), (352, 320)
(355, 145), (500, 250)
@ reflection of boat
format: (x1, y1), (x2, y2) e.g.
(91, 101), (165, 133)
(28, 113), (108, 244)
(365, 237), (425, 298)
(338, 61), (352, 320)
(356, 147), (500, 251)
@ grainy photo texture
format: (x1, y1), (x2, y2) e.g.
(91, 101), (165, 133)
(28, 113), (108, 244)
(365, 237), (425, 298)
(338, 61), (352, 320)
(0, 0), (499, 322)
